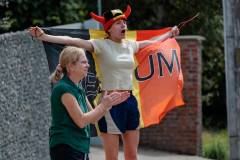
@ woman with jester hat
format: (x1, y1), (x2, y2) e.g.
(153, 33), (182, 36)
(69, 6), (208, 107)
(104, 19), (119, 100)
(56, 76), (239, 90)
(28, 4), (179, 160)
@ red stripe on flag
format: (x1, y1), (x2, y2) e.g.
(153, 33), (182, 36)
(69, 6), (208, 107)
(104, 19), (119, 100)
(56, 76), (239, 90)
(136, 28), (171, 41)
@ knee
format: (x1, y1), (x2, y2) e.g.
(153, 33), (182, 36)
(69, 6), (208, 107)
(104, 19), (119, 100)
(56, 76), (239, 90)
(105, 150), (118, 160)
(105, 155), (118, 160)
(125, 152), (137, 160)
(104, 146), (119, 160)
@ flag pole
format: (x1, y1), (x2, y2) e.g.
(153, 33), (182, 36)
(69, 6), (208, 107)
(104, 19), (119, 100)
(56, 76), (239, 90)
(97, 0), (102, 29)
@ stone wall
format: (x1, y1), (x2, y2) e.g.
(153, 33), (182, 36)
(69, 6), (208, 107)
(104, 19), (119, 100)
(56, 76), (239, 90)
(0, 31), (51, 160)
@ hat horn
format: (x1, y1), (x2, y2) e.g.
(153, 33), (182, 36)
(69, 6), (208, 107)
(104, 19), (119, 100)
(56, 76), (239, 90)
(90, 12), (105, 23)
(123, 5), (131, 18)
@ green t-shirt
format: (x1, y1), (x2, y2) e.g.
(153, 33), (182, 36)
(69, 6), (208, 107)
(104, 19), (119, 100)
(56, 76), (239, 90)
(49, 75), (90, 153)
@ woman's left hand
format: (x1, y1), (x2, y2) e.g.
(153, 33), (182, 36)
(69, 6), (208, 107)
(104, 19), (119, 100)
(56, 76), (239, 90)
(171, 26), (180, 37)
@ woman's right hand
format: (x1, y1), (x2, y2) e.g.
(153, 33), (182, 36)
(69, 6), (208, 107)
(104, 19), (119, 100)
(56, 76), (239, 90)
(100, 91), (130, 110)
(27, 26), (45, 39)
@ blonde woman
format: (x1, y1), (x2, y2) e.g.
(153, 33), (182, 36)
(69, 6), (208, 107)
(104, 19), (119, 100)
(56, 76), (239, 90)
(48, 46), (129, 160)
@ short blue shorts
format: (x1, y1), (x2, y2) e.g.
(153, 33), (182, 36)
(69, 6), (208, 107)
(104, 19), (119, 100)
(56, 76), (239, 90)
(98, 94), (140, 134)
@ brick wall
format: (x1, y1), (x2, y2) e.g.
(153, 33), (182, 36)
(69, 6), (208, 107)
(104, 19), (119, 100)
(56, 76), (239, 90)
(139, 36), (204, 155)
(0, 31), (51, 160)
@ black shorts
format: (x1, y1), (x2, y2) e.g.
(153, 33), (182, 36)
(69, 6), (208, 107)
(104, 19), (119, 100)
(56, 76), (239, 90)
(50, 144), (89, 160)
(98, 94), (140, 134)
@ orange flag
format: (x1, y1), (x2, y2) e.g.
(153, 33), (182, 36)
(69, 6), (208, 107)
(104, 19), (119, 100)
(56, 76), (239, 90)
(134, 29), (184, 127)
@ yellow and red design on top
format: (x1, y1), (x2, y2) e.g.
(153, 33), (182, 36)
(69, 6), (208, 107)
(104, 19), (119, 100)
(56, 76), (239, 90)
(90, 5), (131, 31)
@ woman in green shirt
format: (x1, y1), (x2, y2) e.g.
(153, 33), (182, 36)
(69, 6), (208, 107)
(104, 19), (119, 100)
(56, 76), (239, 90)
(49, 46), (130, 160)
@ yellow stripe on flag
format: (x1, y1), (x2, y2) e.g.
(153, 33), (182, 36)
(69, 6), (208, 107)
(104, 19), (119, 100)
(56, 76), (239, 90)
(125, 31), (145, 128)
(88, 29), (107, 136)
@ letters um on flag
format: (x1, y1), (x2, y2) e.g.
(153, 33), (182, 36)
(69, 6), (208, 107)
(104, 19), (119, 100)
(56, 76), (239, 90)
(42, 28), (184, 130)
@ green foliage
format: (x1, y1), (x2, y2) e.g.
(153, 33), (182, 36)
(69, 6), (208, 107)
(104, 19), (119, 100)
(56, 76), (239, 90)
(0, 0), (88, 33)
(202, 130), (229, 160)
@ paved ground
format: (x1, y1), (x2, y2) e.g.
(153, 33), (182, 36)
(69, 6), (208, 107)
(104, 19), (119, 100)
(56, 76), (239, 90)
(89, 138), (210, 160)
(89, 146), (210, 160)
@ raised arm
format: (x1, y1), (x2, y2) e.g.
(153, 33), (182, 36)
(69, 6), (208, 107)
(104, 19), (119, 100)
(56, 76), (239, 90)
(138, 26), (179, 49)
(28, 26), (94, 52)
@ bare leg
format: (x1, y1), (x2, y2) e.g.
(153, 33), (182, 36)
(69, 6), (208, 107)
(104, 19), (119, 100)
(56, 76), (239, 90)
(122, 130), (139, 160)
(101, 133), (120, 160)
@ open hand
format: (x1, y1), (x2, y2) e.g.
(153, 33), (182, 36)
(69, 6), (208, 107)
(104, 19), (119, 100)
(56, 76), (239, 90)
(100, 91), (130, 110)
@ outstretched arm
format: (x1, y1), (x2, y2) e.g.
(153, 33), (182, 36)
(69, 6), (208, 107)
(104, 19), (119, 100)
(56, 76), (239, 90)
(28, 26), (94, 52)
(138, 26), (179, 49)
